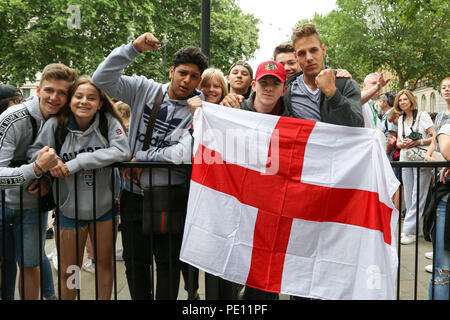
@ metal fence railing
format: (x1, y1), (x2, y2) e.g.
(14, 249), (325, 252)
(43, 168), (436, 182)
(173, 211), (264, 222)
(0, 161), (449, 300)
(391, 161), (450, 300)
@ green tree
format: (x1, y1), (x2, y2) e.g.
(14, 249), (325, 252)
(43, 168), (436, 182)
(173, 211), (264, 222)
(295, 0), (449, 89)
(0, 0), (259, 86)
(0, 1), (155, 86)
(138, 0), (260, 81)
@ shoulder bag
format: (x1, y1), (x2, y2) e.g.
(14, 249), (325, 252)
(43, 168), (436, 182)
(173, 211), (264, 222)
(141, 88), (188, 235)
(403, 111), (428, 161)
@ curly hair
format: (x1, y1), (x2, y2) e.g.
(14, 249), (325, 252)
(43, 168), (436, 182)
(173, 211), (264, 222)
(173, 46), (209, 75)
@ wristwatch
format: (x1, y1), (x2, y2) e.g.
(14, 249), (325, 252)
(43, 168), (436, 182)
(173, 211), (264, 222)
(420, 139), (424, 146)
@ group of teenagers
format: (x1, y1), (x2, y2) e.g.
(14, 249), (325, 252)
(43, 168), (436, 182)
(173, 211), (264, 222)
(0, 21), (448, 300)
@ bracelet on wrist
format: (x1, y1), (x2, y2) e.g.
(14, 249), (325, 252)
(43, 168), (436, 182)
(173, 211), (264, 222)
(34, 161), (45, 175)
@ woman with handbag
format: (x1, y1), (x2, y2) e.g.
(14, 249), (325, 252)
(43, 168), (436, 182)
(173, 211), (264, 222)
(395, 89), (435, 245)
(28, 76), (131, 299)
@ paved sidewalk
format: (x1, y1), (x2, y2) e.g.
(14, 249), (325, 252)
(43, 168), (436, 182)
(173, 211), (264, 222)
(37, 227), (433, 300)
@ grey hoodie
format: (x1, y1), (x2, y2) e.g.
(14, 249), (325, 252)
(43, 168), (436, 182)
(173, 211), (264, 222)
(92, 42), (201, 194)
(28, 111), (131, 220)
(0, 95), (44, 209)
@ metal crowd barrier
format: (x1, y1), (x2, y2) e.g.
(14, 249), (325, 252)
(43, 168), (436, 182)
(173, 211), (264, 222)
(0, 161), (449, 300)
(391, 161), (450, 300)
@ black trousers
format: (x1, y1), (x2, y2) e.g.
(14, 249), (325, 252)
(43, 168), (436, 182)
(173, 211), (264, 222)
(120, 190), (183, 300)
(243, 286), (279, 300)
(181, 262), (199, 293)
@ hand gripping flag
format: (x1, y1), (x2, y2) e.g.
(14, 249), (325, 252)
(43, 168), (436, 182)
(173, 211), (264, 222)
(180, 102), (400, 300)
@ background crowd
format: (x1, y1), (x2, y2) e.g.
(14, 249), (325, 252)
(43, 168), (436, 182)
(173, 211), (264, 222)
(0, 21), (448, 301)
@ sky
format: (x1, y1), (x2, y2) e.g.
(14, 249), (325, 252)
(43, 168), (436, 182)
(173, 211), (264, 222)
(235, 0), (337, 72)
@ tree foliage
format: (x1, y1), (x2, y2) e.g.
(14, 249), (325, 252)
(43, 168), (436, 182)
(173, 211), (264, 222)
(0, 0), (259, 86)
(295, 0), (449, 89)
(139, 0), (260, 82)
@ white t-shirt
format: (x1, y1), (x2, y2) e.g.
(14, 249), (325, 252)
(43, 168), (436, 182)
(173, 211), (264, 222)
(362, 102), (383, 130)
(398, 111), (434, 161)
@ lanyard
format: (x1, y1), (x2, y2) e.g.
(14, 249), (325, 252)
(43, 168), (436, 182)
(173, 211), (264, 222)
(368, 101), (377, 125)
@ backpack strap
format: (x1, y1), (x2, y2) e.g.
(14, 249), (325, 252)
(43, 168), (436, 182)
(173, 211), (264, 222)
(29, 112), (38, 141)
(55, 111), (110, 155)
(55, 124), (68, 155)
(98, 111), (109, 144)
(9, 109), (38, 167)
(142, 88), (164, 151)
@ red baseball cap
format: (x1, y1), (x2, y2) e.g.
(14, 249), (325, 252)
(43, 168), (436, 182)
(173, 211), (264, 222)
(255, 60), (286, 83)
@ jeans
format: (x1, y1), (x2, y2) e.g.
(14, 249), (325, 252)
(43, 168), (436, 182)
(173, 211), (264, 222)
(120, 190), (183, 300)
(0, 207), (55, 298)
(42, 253), (55, 298)
(57, 206), (119, 229)
(0, 207), (47, 267)
(429, 200), (450, 300)
(1, 224), (17, 300)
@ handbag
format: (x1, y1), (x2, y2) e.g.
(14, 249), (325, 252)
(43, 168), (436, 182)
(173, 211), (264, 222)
(139, 88), (189, 235)
(38, 188), (56, 212)
(404, 146), (427, 161)
(143, 185), (188, 235)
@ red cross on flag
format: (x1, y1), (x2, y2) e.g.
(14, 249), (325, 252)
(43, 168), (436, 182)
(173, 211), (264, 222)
(180, 102), (400, 300)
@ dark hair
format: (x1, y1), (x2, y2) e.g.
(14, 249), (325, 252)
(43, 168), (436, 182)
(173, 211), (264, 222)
(228, 60), (253, 79)
(173, 46), (209, 74)
(273, 43), (295, 60)
(0, 85), (22, 113)
(382, 92), (395, 107)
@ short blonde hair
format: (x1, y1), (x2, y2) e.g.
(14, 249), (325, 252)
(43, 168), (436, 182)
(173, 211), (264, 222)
(40, 63), (77, 87)
(291, 23), (322, 46)
(199, 68), (228, 103)
(114, 101), (130, 118)
(394, 89), (418, 113)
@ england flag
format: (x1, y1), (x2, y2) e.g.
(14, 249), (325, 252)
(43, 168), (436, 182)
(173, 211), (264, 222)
(180, 102), (400, 300)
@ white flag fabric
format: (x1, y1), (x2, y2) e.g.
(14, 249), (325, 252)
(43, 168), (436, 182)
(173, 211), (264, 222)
(180, 102), (400, 300)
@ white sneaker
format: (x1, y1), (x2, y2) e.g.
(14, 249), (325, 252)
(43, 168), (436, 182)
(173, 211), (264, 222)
(82, 259), (95, 273)
(52, 253), (58, 271)
(115, 248), (124, 261)
(425, 264), (433, 273)
(424, 251), (433, 260)
(47, 248), (57, 260)
(400, 234), (416, 245)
